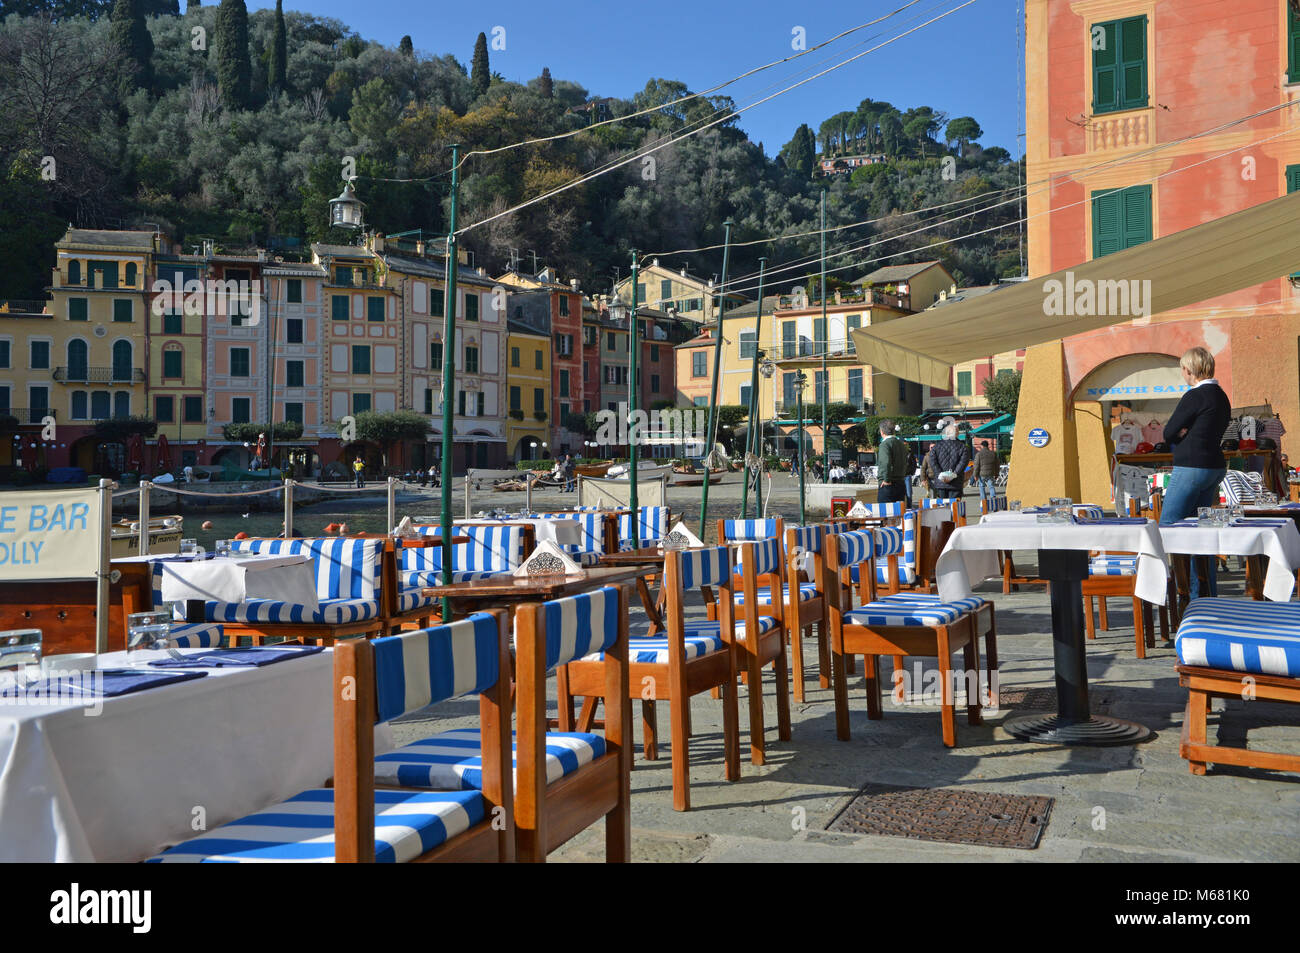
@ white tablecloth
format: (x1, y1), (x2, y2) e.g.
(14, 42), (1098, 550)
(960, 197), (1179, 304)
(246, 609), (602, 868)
(158, 554), (318, 609)
(0, 647), (390, 862)
(1159, 519), (1300, 602)
(937, 521), (1169, 604)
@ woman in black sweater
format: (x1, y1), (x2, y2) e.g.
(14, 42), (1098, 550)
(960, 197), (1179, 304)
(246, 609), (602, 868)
(1157, 346), (1231, 596)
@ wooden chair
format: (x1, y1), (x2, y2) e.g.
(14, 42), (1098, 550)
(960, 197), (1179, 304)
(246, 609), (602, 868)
(559, 546), (741, 811)
(148, 611), (515, 862)
(1173, 597), (1300, 776)
(825, 529), (985, 747)
(1082, 552), (1169, 659)
(784, 525), (832, 702)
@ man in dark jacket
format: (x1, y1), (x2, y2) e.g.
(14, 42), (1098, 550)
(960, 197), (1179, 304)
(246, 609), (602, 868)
(972, 440), (1000, 502)
(875, 420), (909, 505)
(924, 423), (970, 499)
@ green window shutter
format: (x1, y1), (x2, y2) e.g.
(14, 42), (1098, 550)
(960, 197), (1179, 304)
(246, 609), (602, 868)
(332, 295), (349, 320)
(511, 346), (520, 367)
(113, 299), (132, 322)
(336, 266), (352, 285)
(287, 361), (304, 387)
(431, 292), (445, 318)
(813, 317), (826, 354)
(352, 346), (370, 375)
(353, 393), (371, 414)
(1091, 21), (1118, 112)
(69, 298), (88, 321)
(1289, 6), (1300, 84)
(510, 386), (520, 411)
(782, 321), (796, 359)
(431, 341), (442, 367)
(458, 391), (466, 416)
(534, 388), (544, 412)
(184, 396), (202, 422)
(1122, 184), (1152, 247)
(464, 294), (479, 321)
(535, 350), (543, 370)
(163, 350), (182, 378)
(1288, 165), (1300, 277)
(367, 296), (385, 321)
(155, 396), (174, 423)
(287, 279), (302, 304)
(1119, 16), (1148, 109)
(957, 371), (972, 396)
(163, 313), (182, 334)
(1091, 189), (1125, 258)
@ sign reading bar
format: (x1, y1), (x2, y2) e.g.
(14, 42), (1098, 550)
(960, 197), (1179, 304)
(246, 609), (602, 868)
(0, 489), (101, 580)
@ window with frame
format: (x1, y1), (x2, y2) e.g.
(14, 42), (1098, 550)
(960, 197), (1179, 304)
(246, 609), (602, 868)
(230, 348), (250, 377)
(335, 266), (353, 286)
(113, 299), (132, 323)
(476, 391), (485, 415)
(814, 370), (827, 404)
(30, 340), (49, 369)
(163, 312), (182, 334)
(739, 383), (751, 409)
(650, 344), (659, 362)
(112, 391), (129, 419)
(352, 393), (371, 415)
(1091, 16), (1148, 114)
(1290, 4), (1300, 84)
(90, 390), (108, 419)
(739, 330), (756, 359)
(287, 318), (303, 344)
(1091, 184), (1152, 258)
(559, 369), (570, 397)
(430, 340), (443, 368)
(424, 389), (434, 414)
(651, 374), (660, 393)
(68, 260), (81, 285)
(660, 279), (672, 301)
(332, 295), (350, 320)
(284, 402), (303, 425)
(232, 397), (251, 423)
(534, 349), (543, 370)
(286, 360), (304, 388)
(510, 386), (521, 411)
(465, 345), (479, 374)
(559, 295), (570, 316)
(606, 332), (615, 352)
(813, 317), (826, 355)
(29, 386), (49, 411)
(956, 371), (972, 397)
(692, 352), (707, 378)
(635, 282), (645, 303)
(458, 391), (466, 416)
(286, 279), (303, 304)
(431, 292), (444, 318)
(533, 388), (544, 413)
(155, 395), (175, 422)
(71, 391), (87, 419)
(163, 349), (183, 379)
(511, 346), (520, 367)
(184, 396), (203, 422)
(464, 294), (479, 321)
(846, 314), (861, 352)
(69, 298), (88, 322)
(848, 368), (863, 406)
(352, 345), (371, 375)
(367, 296), (385, 322)
(0, 339), (9, 368)
(1288, 165), (1300, 277)
(782, 372), (796, 405)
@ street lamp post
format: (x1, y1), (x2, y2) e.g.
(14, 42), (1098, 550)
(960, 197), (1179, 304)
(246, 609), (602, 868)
(795, 370), (808, 525)
(740, 258), (766, 520)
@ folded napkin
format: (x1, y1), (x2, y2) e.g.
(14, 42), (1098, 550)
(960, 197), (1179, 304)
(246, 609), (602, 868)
(148, 645), (325, 669)
(1231, 518), (1290, 527)
(1074, 517), (1148, 525)
(1, 668), (208, 698)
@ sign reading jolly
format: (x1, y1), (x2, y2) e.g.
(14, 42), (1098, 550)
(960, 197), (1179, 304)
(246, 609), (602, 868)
(0, 489), (101, 580)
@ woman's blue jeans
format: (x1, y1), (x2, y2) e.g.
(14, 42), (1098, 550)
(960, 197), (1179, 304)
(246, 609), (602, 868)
(1158, 466), (1227, 597)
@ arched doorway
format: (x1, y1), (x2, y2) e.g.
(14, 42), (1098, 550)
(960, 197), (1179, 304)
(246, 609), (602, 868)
(1073, 353), (1185, 451)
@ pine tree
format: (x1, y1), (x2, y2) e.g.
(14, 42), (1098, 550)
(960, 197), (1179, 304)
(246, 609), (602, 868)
(187, 0), (200, 9)
(214, 0), (251, 110)
(268, 0), (287, 93)
(539, 66), (553, 98)
(398, 35), (413, 57)
(109, 0), (154, 97)
(470, 31), (489, 98)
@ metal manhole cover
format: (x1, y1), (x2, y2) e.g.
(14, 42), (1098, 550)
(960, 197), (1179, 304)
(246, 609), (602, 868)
(826, 783), (1053, 849)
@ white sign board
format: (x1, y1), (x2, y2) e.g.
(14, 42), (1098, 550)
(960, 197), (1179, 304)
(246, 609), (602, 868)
(0, 489), (102, 580)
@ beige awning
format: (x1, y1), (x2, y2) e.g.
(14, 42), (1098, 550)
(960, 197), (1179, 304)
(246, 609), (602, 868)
(849, 189), (1300, 390)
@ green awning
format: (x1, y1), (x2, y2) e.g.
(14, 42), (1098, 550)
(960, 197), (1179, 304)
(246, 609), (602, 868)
(972, 413), (1013, 434)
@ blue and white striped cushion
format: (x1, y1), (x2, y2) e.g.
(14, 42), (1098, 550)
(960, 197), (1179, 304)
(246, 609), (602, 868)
(678, 546), (730, 588)
(874, 513), (917, 585)
(826, 521), (853, 535)
(789, 524), (825, 554)
(534, 512), (606, 562)
(372, 613), (500, 721)
(618, 506), (668, 548)
(1175, 598), (1300, 676)
(844, 599), (968, 627)
(921, 498), (967, 517)
(680, 616), (777, 643)
(592, 634), (726, 665)
(169, 622), (224, 648)
(985, 496), (1008, 512)
(403, 569), (512, 587)
(874, 593), (988, 612)
(1074, 505), (1106, 519)
(1089, 554), (1138, 576)
(206, 597), (380, 625)
(229, 538), (383, 600)
(407, 525), (529, 573)
(533, 587), (620, 670)
(374, 729), (605, 790)
(836, 529), (875, 565)
(874, 526), (904, 557)
(861, 501), (905, 519)
(734, 583), (819, 605)
(741, 537), (782, 576)
(147, 788), (484, 863)
(398, 589), (439, 612)
(723, 519), (779, 541)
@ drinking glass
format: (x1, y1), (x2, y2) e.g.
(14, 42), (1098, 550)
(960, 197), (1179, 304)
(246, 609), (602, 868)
(127, 611), (172, 660)
(1008, 500), (1021, 511)
(179, 538), (198, 556)
(0, 629), (42, 682)
(1197, 506), (1215, 526)
(1230, 504), (1245, 523)
(1213, 507), (1231, 526)
(215, 539), (231, 557)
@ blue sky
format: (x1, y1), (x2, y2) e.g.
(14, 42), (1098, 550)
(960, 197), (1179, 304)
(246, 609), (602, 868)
(252, 0), (1023, 159)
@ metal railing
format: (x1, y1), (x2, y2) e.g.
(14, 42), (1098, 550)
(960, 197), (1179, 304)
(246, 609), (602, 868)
(0, 408), (55, 424)
(53, 366), (146, 383)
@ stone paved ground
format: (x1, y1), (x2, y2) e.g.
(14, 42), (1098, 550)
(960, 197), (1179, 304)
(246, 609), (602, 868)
(390, 477), (1300, 862)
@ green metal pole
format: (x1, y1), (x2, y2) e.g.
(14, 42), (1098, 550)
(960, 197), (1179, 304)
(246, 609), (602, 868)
(819, 189), (829, 475)
(439, 144), (460, 621)
(740, 258), (766, 519)
(698, 220), (733, 536)
(627, 251), (640, 549)
(797, 377), (806, 526)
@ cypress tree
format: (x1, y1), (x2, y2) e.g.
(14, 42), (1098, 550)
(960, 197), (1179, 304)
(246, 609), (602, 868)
(538, 66), (553, 99)
(399, 35), (413, 57)
(214, 0), (251, 110)
(470, 31), (489, 98)
(268, 0), (287, 92)
(109, 0), (154, 96)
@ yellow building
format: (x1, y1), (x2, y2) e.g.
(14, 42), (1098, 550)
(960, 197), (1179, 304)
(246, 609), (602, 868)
(148, 254), (208, 449)
(505, 322), (551, 461)
(48, 229), (155, 471)
(615, 259), (748, 325)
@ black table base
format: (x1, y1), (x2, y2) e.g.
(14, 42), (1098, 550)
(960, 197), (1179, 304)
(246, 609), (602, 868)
(1003, 549), (1152, 747)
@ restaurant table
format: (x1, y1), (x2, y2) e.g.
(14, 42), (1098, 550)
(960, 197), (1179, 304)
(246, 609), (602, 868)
(421, 565), (657, 612)
(0, 645), (389, 862)
(1159, 518), (1300, 603)
(936, 520), (1168, 746)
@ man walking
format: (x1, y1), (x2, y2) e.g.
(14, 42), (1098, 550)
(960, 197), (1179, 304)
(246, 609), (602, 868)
(875, 419), (909, 506)
(972, 439), (1000, 502)
(352, 455), (365, 489)
(924, 423), (970, 499)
